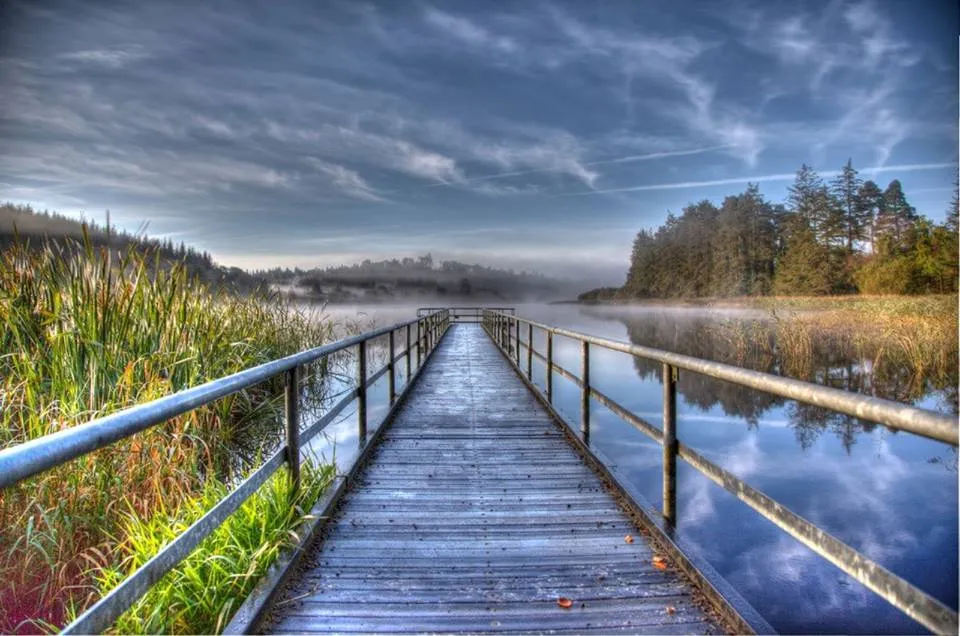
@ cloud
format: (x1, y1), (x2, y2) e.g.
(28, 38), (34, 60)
(729, 1), (925, 168)
(564, 162), (957, 196)
(59, 46), (149, 68)
(423, 7), (517, 53)
(545, 9), (763, 166)
(308, 159), (388, 202)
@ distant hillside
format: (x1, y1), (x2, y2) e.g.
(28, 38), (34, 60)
(0, 203), (263, 292)
(256, 254), (577, 303)
(2, 203), (583, 303)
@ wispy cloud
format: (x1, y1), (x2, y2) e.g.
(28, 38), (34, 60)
(564, 162), (957, 196)
(308, 158), (388, 202)
(423, 7), (517, 53)
(730, 0), (927, 168)
(59, 46), (149, 68)
(545, 9), (764, 166)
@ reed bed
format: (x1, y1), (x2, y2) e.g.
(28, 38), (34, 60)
(0, 235), (337, 633)
(713, 295), (958, 400)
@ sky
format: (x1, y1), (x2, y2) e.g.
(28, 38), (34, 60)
(0, 0), (957, 284)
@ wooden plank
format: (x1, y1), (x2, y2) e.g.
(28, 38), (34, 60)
(272, 615), (717, 634)
(261, 324), (719, 635)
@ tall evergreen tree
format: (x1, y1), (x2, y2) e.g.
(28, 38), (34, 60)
(830, 159), (868, 251)
(788, 164), (842, 246)
(876, 180), (917, 255)
(773, 214), (833, 295)
(857, 180), (884, 253)
(625, 230), (656, 297)
(947, 180), (959, 235)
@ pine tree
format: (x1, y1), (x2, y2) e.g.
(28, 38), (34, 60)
(947, 180), (959, 235)
(774, 213), (833, 295)
(830, 160), (868, 251)
(625, 230), (656, 297)
(788, 164), (842, 247)
(857, 180), (883, 253)
(875, 180), (917, 256)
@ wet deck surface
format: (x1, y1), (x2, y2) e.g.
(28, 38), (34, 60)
(263, 324), (719, 634)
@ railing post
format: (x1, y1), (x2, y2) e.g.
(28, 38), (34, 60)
(416, 320), (422, 367)
(546, 331), (553, 403)
(663, 362), (677, 524)
(357, 340), (367, 446)
(388, 329), (396, 405)
(515, 319), (520, 365)
(405, 323), (411, 380)
(581, 341), (590, 445)
(526, 323), (533, 379)
(284, 366), (300, 493)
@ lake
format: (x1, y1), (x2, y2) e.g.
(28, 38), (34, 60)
(305, 302), (958, 634)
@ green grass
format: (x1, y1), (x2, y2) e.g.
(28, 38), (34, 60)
(91, 459), (336, 635)
(0, 233), (338, 632)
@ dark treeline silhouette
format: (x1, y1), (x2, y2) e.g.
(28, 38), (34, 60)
(256, 253), (571, 302)
(0, 203), (263, 291)
(2, 204), (572, 301)
(581, 162), (958, 301)
(604, 311), (958, 452)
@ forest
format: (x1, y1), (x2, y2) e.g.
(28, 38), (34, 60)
(256, 254), (571, 302)
(1, 203), (573, 302)
(582, 162), (959, 301)
(0, 203), (264, 292)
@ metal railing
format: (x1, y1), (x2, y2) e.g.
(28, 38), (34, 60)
(0, 309), (452, 634)
(417, 306), (515, 322)
(481, 309), (959, 635)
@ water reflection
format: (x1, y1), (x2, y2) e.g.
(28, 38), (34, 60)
(598, 309), (958, 453)
(275, 303), (957, 633)
(556, 305), (958, 634)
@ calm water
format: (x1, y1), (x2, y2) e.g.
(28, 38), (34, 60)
(308, 302), (959, 634)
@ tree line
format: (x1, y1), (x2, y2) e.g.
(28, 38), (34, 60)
(595, 162), (958, 300)
(259, 253), (571, 302)
(1, 203), (263, 292)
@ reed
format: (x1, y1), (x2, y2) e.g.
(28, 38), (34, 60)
(90, 459), (336, 635)
(0, 234), (336, 632)
(713, 296), (958, 398)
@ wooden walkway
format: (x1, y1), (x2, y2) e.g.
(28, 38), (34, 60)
(263, 324), (720, 634)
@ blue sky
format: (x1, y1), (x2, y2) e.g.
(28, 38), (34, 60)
(0, 0), (957, 283)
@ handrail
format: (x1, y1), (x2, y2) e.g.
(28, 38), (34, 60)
(487, 313), (957, 445)
(0, 309), (452, 633)
(481, 309), (958, 635)
(418, 306), (515, 320)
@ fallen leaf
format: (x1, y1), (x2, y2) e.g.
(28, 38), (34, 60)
(557, 597), (573, 609)
(624, 534), (634, 544)
(652, 555), (668, 570)
(665, 606), (677, 615)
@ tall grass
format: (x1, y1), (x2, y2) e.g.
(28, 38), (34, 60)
(0, 234), (336, 632)
(714, 295), (959, 401)
(92, 459), (336, 635)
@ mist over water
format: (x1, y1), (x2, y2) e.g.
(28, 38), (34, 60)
(286, 301), (957, 634)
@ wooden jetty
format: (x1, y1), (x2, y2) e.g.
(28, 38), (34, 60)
(2, 307), (956, 635)
(262, 324), (722, 634)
